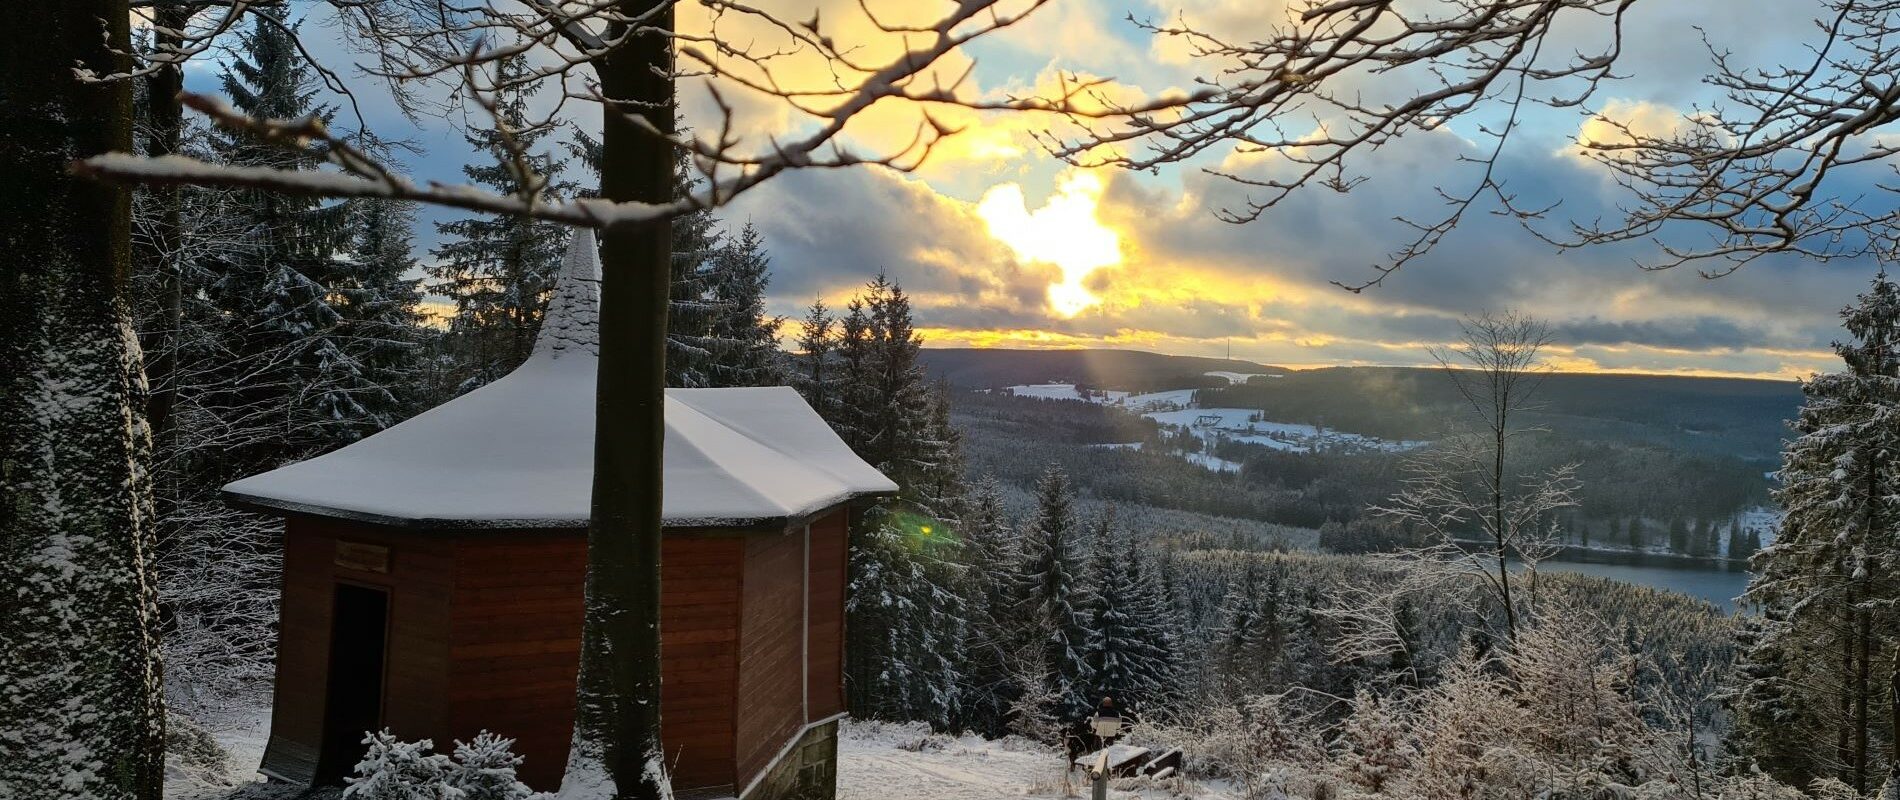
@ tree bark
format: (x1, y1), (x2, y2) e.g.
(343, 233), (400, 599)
(138, 5), (189, 444)
(0, 3), (165, 799)
(1856, 604), (1872, 793)
(1494, 396), (1517, 643)
(1890, 663), (1899, 792)
(562, 2), (676, 798)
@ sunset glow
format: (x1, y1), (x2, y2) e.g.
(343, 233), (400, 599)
(977, 172), (1122, 317)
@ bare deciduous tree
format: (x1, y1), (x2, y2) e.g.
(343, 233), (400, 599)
(1373, 312), (1578, 644)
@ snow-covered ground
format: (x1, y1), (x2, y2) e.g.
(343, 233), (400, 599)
(169, 712), (1230, 800)
(840, 721), (1231, 800)
(1734, 505), (1781, 549)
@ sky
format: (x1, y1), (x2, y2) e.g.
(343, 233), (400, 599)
(182, 0), (1897, 380)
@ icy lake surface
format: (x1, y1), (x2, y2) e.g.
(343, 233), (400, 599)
(1537, 560), (1752, 613)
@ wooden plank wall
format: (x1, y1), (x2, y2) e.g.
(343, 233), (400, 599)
(657, 536), (744, 791)
(734, 528), (806, 787)
(447, 531), (586, 790)
(805, 510), (847, 722)
(263, 515), (833, 794)
(446, 531), (743, 793)
(260, 518), (453, 784)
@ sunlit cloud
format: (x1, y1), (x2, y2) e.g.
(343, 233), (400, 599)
(977, 171), (1123, 316)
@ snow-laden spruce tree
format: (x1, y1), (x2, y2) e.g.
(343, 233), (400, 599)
(430, 55), (573, 394)
(818, 273), (973, 727)
(1079, 508), (1176, 719)
(955, 478), (1025, 737)
(791, 300), (841, 423)
(1011, 467), (1097, 727)
(344, 731), (457, 800)
(1741, 272), (1900, 793)
(331, 196), (426, 430)
(207, 6), (390, 462)
(447, 731), (536, 800)
(704, 222), (785, 388)
(1, 5), (164, 799)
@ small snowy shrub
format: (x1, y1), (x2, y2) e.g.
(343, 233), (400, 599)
(165, 712), (233, 779)
(1332, 691), (1411, 793)
(344, 729), (459, 800)
(447, 731), (534, 800)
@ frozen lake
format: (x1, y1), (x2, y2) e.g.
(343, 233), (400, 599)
(1537, 559), (1752, 613)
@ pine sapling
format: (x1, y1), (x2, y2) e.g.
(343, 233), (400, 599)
(449, 731), (535, 800)
(344, 730), (459, 800)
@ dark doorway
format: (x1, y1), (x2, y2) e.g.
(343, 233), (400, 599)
(314, 583), (389, 785)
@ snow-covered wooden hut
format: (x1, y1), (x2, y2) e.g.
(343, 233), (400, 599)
(222, 230), (895, 798)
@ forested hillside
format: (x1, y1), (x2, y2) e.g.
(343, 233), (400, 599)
(950, 370), (1780, 545)
(1202, 367), (1801, 461)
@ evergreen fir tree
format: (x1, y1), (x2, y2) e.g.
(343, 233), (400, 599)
(1012, 467), (1095, 726)
(1727, 608), (1818, 788)
(831, 297), (874, 451)
(827, 275), (972, 729)
(911, 384), (967, 523)
(1742, 272), (1900, 792)
(430, 54), (572, 391)
(704, 222), (785, 387)
(330, 198), (425, 432)
(955, 479), (1021, 736)
(1079, 509), (1175, 718)
(1211, 563), (1262, 696)
(206, 6), (367, 462)
(663, 147), (721, 387)
(792, 299), (840, 421)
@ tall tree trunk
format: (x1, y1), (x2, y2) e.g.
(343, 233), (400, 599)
(562, 2), (675, 798)
(1843, 602), (1858, 784)
(139, 5), (188, 445)
(1494, 409), (1517, 643)
(1857, 603), (1873, 793)
(1890, 663), (1899, 793)
(0, 3), (165, 799)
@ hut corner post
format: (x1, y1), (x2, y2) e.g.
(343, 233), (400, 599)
(565, 2), (677, 799)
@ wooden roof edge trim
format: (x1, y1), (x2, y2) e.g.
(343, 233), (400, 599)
(222, 488), (894, 533)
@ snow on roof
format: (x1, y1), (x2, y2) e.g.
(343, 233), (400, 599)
(221, 231), (896, 529)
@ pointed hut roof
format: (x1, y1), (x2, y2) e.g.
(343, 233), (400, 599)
(221, 230), (896, 529)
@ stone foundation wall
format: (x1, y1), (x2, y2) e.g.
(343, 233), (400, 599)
(744, 719), (838, 800)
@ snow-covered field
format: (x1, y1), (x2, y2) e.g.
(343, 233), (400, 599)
(1203, 371), (1278, 385)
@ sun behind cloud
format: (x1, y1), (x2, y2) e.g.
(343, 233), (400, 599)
(977, 172), (1122, 317)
